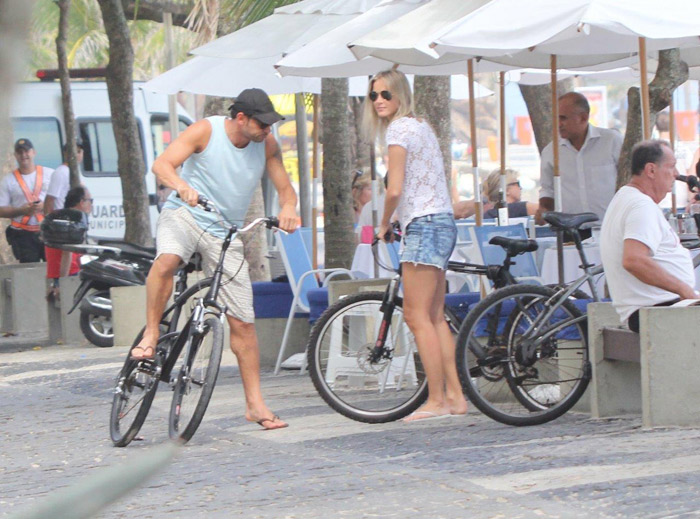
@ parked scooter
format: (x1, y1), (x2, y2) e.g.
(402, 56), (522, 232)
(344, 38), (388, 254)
(41, 209), (155, 347)
(67, 242), (154, 347)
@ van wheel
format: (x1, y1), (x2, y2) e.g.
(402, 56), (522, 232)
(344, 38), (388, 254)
(80, 310), (114, 347)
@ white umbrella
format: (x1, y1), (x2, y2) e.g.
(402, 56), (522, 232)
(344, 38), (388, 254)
(143, 55), (320, 96)
(432, 0), (700, 61)
(189, 0), (389, 268)
(349, 0), (632, 70)
(430, 0), (700, 207)
(192, 0), (383, 59)
(275, 0), (510, 78)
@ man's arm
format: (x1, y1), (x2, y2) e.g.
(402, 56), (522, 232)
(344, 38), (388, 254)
(0, 203), (38, 219)
(44, 195), (57, 215)
(622, 238), (697, 300)
(264, 135), (298, 233)
(536, 144), (555, 224)
(151, 119), (212, 207)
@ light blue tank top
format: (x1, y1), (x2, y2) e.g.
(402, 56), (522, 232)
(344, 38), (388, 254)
(163, 116), (265, 239)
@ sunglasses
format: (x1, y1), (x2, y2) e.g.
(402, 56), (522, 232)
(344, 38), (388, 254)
(369, 90), (392, 102)
(351, 170), (363, 189)
(252, 118), (271, 130)
(82, 197), (94, 203)
(507, 181), (521, 188)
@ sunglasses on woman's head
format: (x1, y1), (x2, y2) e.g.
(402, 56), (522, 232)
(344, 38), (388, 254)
(507, 181), (521, 188)
(369, 90), (392, 102)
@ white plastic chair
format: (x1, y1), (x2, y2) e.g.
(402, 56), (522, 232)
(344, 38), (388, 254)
(273, 228), (356, 374)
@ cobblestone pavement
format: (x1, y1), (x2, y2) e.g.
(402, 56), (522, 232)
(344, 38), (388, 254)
(2, 342), (700, 518)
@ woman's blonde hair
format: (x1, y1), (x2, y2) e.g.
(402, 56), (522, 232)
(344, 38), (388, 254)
(483, 168), (519, 203)
(361, 69), (414, 147)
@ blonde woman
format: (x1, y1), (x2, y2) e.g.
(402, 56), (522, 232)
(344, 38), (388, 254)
(364, 69), (467, 423)
(482, 168), (538, 219)
(351, 170), (373, 223)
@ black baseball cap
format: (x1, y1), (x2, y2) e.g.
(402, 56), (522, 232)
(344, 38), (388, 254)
(14, 138), (33, 152)
(229, 88), (284, 126)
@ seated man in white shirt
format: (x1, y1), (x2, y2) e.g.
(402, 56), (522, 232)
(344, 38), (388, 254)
(600, 139), (697, 332)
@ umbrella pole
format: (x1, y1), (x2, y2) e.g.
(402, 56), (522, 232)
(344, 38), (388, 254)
(670, 97), (678, 215)
(499, 71), (507, 202)
(295, 93), (311, 227)
(551, 55), (564, 285)
(639, 37), (651, 140)
(468, 59), (482, 226)
(312, 94), (320, 270)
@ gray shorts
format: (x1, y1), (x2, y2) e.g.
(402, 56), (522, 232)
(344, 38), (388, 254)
(156, 206), (254, 323)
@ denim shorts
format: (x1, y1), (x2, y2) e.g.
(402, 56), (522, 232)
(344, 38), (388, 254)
(401, 213), (457, 270)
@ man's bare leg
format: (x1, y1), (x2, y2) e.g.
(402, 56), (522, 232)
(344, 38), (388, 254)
(132, 253), (181, 359)
(228, 315), (287, 430)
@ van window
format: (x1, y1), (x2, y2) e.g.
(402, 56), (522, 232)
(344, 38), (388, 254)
(151, 115), (190, 158)
(11, 118), (63, 168)
(78, 118), (145, 177)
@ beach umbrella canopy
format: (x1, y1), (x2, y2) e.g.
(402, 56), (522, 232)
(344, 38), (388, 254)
(348, 0), (632, 70)
(275, 0), (509, 77)
(192, 0), (383, 60)
(430, 0), (700, 65)
(143, 55), (320, 96)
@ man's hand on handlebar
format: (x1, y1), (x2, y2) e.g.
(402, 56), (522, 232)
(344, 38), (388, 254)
(276, 205), (298, 233)
(177, 184), (200, 208)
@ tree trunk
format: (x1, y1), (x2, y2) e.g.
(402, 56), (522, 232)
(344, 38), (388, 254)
(56, 0), (80, 188)
(97, 0), (152, 246)
(348, 97), (370, 170)
(414, 76), (452, 186)
(204, 95), (269, 281)
(519, 78), (575, 154)
(240, 185), (270, 282)
(617, 49), (688, 187)
(0, 0), (34, 264)
(321, 78), (355, 269)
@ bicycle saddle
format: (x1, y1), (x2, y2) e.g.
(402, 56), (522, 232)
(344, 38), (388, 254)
(542, 212), (599, 231)
(489, 236), (538, 256)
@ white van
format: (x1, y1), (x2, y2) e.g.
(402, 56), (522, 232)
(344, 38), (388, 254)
(9, 80), (194, 239)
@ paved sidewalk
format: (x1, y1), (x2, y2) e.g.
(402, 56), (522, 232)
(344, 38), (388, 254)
(1, 341), (700, 518)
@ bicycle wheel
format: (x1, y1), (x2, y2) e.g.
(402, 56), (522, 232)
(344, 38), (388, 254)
(110, 327), (166, 447)
(169, 316), (224, 442)
(307, 292), (428, 423)
(456, 284), (590, 426)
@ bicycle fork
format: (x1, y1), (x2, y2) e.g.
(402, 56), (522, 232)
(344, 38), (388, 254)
(368, 275), (402, 364)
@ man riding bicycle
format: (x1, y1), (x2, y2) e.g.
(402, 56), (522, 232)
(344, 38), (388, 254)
(132, 88), (298, 430)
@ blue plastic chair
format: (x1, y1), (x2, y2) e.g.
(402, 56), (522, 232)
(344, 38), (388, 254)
(274, 228), (356, 374)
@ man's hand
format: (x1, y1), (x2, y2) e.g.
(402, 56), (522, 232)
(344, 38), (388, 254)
(176, 184), (199, 207)
(22, 201), (40, 216)
(276, 205), (298, 233)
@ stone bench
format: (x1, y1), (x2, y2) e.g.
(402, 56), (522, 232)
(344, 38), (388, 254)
(588, 302), (700, 428)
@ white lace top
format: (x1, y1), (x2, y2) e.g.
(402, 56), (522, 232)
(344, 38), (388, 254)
(385, 116), (453, 231)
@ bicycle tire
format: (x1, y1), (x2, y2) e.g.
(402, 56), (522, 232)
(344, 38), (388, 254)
(307, 292), (429, 423)
(456, 284), (590, 426)
(169, 317), (224, 442)
(110, 327), (165, 447)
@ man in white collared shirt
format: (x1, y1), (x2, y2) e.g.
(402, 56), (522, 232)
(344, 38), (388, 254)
(537, 92), (623, 237)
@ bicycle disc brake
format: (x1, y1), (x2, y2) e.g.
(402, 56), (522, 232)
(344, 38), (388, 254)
(356, 345), (391, 374)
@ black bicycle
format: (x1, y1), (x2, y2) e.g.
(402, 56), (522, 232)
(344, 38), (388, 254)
(306, 229), (540, 423)
(455, 212), (602, 427)
(109, 198), (280, 446)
